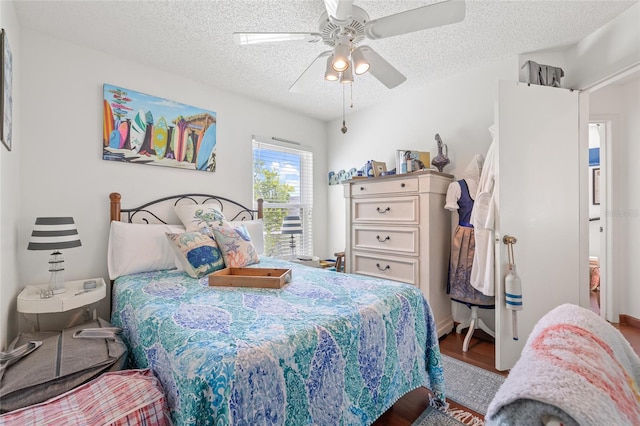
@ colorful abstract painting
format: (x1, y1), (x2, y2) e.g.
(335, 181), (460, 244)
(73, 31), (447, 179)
(103, 84), (217, 172)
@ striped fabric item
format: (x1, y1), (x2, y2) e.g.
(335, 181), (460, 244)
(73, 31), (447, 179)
(0, 369), (170, 425)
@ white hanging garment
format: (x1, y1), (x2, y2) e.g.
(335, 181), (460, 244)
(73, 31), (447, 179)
(444, 154), (484, 211)
(470, 126), (498, 296)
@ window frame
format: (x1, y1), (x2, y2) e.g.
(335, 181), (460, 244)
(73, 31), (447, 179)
(252, 136), (313, 258)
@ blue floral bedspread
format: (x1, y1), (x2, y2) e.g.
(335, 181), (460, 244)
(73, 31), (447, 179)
(111, 257), (445, 425)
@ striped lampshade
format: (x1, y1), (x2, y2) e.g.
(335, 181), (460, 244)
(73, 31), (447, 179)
(281, 215), (302, 235)
(27, 217), (82, 251)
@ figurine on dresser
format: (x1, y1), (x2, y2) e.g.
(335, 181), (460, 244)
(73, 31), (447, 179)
(431, 133), (450, 172)
(445, 154), (495, 351)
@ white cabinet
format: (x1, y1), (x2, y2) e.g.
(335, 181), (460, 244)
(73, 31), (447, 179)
(345, 171), (454, 337)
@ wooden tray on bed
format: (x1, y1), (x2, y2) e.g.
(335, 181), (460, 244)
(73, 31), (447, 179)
(208, 268), (292, 288)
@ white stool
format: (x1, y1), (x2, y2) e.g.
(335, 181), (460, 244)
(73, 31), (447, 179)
(456, 305), (495, 352)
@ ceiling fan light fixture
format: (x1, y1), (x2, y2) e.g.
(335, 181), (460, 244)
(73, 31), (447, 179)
(325, 55), (339, 81)
(339, 66), (354, 84)
(351, 47), (370, 75)
(239, 1), (465, 94)
(332, 43), (350, 72)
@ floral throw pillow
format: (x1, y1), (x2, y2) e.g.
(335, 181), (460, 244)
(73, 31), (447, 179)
(175, 203), (226, 232)
(166, 228), (225, 278)
(211, 221), (260, 268)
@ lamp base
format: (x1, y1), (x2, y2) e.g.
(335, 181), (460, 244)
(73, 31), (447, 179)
(49, 251), (66, 294)
(289, 235), (297, 260)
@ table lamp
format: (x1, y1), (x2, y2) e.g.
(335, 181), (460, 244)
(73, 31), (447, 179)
(28, 217), (81, 294)
(281, 215), (302, 260)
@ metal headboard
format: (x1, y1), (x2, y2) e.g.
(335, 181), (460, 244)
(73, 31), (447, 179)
(109, 192), (264, 224)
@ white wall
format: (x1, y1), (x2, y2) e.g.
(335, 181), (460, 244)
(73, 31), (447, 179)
(13, 28), (327, 334)
(0, 1), (21, 350)
(565, 3), (640, 90)
(590, 78), (640, 320)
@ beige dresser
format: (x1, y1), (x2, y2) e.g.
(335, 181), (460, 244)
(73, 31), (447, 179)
(344, 170), (453, 337)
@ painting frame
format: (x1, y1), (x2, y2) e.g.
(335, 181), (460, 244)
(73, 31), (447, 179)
(103, 84), (217, 172)
(1, 28), (12, 152)
(372, 161), (387, 177)
(592, 167), (600, 205)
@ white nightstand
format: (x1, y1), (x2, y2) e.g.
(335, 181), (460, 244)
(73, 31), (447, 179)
(17, 278), (107, 331)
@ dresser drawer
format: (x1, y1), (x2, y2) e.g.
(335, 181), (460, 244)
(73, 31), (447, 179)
(352, 196), (418, 224)
(353, 225), (419, 256)
(352, 252), (419, 285)
(352, 177), (418, 197)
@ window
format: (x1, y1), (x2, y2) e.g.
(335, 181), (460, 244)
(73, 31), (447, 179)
(252, 136), (313, 258)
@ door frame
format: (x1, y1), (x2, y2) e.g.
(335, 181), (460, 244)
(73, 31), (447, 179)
(581, 62), (639, 323)
(587, 117), (614, 322)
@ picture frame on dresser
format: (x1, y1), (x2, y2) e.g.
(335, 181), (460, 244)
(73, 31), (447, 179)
(371, 161), (387, 177)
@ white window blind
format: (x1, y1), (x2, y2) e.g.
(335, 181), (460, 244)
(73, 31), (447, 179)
(252, 136), (313, 258)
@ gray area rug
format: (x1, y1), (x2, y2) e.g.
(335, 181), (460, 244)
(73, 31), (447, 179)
(440, 355), (505, 415)
(413, 355), (506, 426)
(413, 406), (467, 426)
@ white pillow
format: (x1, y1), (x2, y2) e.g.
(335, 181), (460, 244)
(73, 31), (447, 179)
(107, 221), (185, 279)
(175, 204), (225, 232)
(228, 219), (264, 255)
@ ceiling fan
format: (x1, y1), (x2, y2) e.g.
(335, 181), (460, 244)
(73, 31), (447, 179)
(233, 0), (466, 92)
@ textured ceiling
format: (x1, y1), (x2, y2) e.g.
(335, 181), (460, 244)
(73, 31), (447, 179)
(14, 0), (637, 121)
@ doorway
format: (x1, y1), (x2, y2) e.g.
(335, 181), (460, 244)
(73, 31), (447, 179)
(587, 122), (605, 316)
(585, 65), (640, 324)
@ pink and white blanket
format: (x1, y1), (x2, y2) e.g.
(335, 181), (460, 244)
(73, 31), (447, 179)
(486, 303), (640, 426)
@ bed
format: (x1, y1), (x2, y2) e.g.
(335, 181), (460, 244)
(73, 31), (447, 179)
(107, 192), (445, 425)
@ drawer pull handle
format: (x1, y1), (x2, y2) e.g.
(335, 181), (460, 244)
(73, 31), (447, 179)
(360, 187), (365, 191)
(376, 263), (390, 272)
(400, 183), (405, 188)
(376, 235), (390, 242)
(376, 207), (391, 213)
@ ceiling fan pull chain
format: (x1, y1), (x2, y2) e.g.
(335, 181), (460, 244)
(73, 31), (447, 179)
(350, 82), (353, 108)
(341, 84), (348, 134)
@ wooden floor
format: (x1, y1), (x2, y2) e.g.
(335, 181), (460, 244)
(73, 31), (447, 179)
(373, 300), (640, 426)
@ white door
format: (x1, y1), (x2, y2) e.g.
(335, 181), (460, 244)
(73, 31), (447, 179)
(494, 81), (585, 371)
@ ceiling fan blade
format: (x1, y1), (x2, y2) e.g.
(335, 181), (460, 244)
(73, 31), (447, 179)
(289, 51), (332, 93)
(365, 0), (465, 40)
(359, 46), (406, 89)
(323, 0), (354, 24)
(233, 32), (322, 45)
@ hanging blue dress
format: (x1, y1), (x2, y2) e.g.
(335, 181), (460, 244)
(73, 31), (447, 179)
(447, 179), (495, 307)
